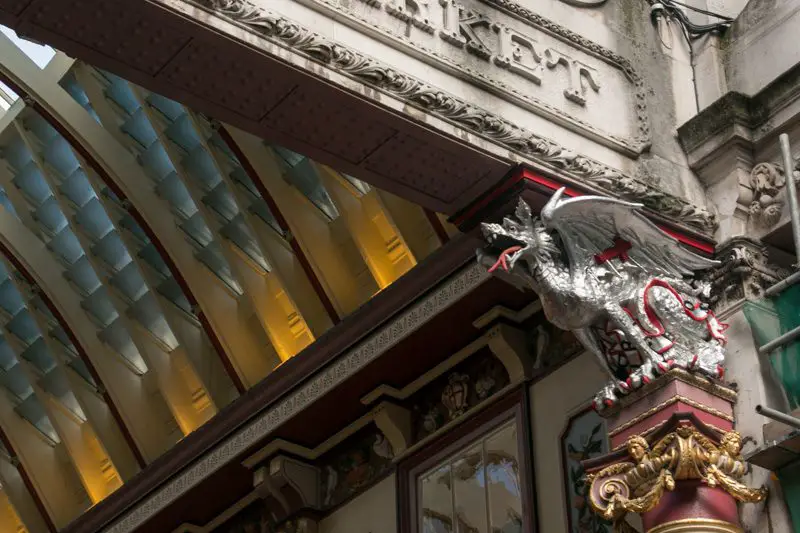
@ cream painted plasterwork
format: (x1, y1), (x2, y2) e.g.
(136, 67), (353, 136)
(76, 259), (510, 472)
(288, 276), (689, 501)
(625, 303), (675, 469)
(287, 0), (649, 156)
(103, 262), (489, 533)
(183, 0), (716, 232)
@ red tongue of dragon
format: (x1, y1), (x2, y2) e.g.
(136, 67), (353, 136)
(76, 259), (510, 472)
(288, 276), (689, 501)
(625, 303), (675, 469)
(487, 246), (522, 273)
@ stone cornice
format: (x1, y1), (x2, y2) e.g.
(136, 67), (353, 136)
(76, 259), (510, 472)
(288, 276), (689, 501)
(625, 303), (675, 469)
(188, 0), (717, 233)
(678, 62), (800, 157)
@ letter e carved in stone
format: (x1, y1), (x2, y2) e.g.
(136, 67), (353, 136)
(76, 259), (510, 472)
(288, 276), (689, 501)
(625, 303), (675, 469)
(493, 23), (544, 84)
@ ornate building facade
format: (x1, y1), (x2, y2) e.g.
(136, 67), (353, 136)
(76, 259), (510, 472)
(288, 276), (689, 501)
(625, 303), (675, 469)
(0, 0), (796, 532)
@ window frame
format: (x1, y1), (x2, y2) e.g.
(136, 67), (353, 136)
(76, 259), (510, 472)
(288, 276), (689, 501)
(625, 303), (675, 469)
(398, 388), (537, 533)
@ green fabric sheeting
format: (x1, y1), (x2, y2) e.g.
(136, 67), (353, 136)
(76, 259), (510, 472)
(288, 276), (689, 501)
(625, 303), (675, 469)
(744, 284), (800, 409)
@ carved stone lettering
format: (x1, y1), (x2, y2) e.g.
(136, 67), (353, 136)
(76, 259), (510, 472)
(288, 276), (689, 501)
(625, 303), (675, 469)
(544, 48), (600, 106)
(493, 22), (544, 84)
(324, 0), (649, 155)
(385, 0), (436, 33)
(459, 10), (494, 59)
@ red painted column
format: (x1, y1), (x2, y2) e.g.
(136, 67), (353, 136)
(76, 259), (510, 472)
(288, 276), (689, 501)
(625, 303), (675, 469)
(582, 370), (766, 533)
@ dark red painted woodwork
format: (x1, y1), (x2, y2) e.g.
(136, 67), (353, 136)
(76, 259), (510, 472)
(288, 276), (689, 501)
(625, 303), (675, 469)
(453, 165), (717, 255)
(643, 481), (740, 531)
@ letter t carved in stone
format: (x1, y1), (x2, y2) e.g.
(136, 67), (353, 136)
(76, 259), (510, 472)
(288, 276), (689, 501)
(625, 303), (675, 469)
(544, 48), (600, 105)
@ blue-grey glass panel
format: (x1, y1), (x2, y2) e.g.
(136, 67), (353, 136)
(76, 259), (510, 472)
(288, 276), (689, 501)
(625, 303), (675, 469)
(196, 244), (241, 294)
(118, 213), (151, 245)
(74, 198), (113, 241)
(2, 137), (33, 170)
(15, 396), (59, 444)
(0, 190), (18, 218)
(156, 172), (197, 218)
(285, 157), (339, 220)
(0, 360), (33, 400)
(102, 72), (140, 116)
(60, 73), (91, 108)
(138, 142), (176, 182)
(146, 94), (184, 122)
(41, 136), (80, 178)
(19, 337), (56, 374)
(23, 114), (57, 144)
(109, 262), (147, 302)
(179, 212), (213, 247)
(203, 183), (239, 221)
(121, 108), (158, 148)
(34, 198), (67, 235)
(344, 174), (371, 195)
(67, 359), (97, 388)
(64, 257), (101, 293)
(14, 162), (52, 205)
(220, 218), (269, 272)
(59, 168), (95, 208)
(92, 232), (132, 272)
(47, 227), (83, 263)
(156, 277), (192, 314)
(0, 279), (25, 317)
(183, 147), (223, 190)
(165, 113), (201, 154)
(7, 309), (41, 345)
(80, 288), (118, 327)
(0, 340), (16, 371)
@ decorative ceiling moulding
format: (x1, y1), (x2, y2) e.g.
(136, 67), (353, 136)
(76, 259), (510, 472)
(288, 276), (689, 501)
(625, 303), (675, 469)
(283, 0), (650, 156)
(98, 262), (489, 533)
(182, 0), (715, 233)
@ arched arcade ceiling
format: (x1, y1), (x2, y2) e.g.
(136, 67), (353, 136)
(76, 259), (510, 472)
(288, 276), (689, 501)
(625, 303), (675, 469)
(0, 30), (467, 531)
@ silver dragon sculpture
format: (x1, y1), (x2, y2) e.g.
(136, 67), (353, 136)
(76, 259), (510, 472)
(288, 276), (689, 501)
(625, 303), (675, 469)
(478, 189), (727, 410)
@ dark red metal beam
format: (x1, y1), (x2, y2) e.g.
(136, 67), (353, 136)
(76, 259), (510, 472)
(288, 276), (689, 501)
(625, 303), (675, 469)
(452, 165), (717, 255)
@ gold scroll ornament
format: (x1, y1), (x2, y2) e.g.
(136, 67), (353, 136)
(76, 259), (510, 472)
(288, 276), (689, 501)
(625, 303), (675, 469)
(585, 427), (767, 532)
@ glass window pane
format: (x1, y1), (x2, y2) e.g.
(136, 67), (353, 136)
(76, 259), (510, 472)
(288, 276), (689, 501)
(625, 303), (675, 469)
(453, 442), (487, 533)
(416, 420), (523, 533)
(486, 424), (523, 533)
(421, 464), (454, 533)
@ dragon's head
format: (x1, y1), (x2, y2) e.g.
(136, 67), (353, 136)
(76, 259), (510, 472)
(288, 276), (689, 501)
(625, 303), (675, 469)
(477, 198), (559, 276)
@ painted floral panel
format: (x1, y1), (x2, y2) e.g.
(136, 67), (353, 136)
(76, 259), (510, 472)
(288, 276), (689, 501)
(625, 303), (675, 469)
(561, 408), (611, 533)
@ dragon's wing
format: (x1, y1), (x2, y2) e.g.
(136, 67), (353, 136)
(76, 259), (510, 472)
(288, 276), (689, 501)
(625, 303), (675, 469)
(541, 188), (717, 278)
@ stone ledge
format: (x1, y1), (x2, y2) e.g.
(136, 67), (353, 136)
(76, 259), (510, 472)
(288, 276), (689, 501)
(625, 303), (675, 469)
(678, 63), (800, 157)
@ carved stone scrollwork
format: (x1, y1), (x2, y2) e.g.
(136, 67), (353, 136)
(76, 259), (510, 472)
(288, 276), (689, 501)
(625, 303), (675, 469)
(192, 0), (717, 233)
(586, 428), (767, 529)
(707, 237), (787, 311)
(749, 163), (787, 228)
